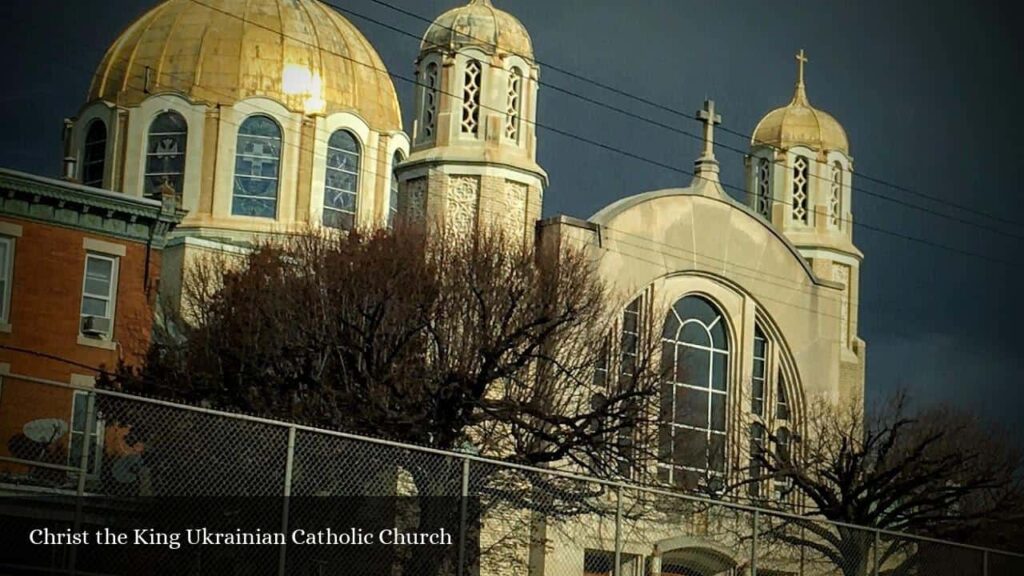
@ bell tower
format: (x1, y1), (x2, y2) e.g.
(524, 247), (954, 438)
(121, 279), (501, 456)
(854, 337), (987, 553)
(747, 51), (866, 406)
(396, 0), (547, 246)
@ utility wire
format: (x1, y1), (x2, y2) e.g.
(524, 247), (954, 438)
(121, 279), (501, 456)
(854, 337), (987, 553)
(44, 0), (1017, 268)
(357, 0), (1024, 232)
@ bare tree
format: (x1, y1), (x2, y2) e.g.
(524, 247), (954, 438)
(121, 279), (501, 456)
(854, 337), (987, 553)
(104, 225), (663, 575)
(732, 393), (1024, 575)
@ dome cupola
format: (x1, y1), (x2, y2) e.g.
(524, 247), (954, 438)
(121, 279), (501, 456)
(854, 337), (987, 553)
(752, 50), (849, 155)
(421, 0), (533, 61)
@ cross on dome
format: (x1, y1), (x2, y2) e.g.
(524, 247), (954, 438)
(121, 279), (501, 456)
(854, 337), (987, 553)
(796, 49), (809, 86)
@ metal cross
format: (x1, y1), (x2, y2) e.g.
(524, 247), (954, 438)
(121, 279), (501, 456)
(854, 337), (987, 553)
(796, 49), (809, 85)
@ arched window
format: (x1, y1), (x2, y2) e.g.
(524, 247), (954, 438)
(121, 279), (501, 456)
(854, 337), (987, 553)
(829, 161), (843, 228)
(388, 151), (403, 229)
(145, 111), (187, 198)
(323, 130), (360, 230)
(659, 295), (730, 491)
(421, 62), (439, 141)
(233, 115), (282, 218)
(82, 120), (107, 188)
(756, 157), (771, 218)
(792, 155), (810, 224)
(461, 60), (482, 135)
(505, 67), (523, 141)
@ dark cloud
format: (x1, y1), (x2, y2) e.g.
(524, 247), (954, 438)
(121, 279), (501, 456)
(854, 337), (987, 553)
(1, 0), (1021, 437)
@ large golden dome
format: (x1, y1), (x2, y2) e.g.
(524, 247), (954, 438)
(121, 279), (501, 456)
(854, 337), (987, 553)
(421, 0), (533, 61)
(89, 0), (402, 131)
(752, 52), (849, 154)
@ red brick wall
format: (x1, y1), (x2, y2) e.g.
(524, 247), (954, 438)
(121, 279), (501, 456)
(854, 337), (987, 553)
(0, 215), (161, 380)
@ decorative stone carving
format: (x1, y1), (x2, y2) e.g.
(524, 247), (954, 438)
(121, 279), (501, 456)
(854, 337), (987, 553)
(504, 181), (528, 242)
(447, 176), (479, 236)
(405, 177), (427, 223)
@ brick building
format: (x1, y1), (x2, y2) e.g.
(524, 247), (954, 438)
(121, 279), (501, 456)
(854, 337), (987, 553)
(0, 167), (182, 477)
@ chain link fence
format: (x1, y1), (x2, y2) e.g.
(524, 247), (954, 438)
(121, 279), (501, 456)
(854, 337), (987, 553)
(1, 373), (1022, 576)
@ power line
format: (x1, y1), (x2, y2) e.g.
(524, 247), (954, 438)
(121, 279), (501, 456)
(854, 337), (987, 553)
(44, 0), (1018, 267)
(354, 0), (1024, 234)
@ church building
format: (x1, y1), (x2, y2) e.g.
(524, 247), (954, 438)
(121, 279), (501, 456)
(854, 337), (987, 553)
(44, 0), (865, 573)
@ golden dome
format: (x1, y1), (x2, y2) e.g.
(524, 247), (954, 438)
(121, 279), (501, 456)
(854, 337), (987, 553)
(89, 0), (401, 131)
(422, 0), (534, 61)
(752, 51), (849, 154)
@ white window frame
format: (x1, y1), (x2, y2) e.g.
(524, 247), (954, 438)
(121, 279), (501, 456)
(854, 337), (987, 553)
(79, 252), (120, 341)
(0, 236), (14, 325)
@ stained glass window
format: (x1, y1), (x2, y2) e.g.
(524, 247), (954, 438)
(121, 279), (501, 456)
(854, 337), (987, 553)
(233, 115), (281, 218)
(323, 130), (360, 231)
(145, 111), (187, 198)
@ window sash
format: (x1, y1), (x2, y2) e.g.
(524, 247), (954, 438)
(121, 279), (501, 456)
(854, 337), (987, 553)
(80, 254), (118, 323)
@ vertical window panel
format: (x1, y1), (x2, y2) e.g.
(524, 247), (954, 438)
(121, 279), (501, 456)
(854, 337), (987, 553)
(659, 295), (730, 490)
(322, 130), (361, 231)
(233, 115), (281, 218)
(145, 111), (188, 198)
(461, 60), (482, 135)
(82, 120), (107, 188)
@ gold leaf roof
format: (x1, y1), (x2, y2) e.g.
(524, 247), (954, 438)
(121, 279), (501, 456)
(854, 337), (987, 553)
(752, 53), (849, 155)
(89, 0), (402, 131)
(421, 0), (534, 61)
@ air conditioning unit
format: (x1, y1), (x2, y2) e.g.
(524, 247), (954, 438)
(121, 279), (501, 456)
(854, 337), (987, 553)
(81, 315), (111, 338)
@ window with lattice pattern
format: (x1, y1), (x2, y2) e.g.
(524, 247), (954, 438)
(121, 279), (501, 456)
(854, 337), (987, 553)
(829, 161), (843, 228)
(757, 158), (771, 218)
(792, 156), (809, 224)
(461, 60), (482, 135)
(505, 68), (522, 141)
(422, 63), (439, 141)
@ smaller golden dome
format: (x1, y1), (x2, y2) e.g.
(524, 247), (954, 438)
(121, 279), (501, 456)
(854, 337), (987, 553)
(752, 51), (849, 154)
(421, 0), (534, 61)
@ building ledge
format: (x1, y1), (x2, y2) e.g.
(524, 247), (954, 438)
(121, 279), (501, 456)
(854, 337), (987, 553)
(77, 335), (117, 351)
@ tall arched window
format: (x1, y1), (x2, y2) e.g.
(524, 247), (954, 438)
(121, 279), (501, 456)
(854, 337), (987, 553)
(659, 295), (729, 491)
(145, 111), (188, 198)
(829, 161), (843, 228)
(82, 120), (107, 188)
(792, 155), (810, 224)
(323, 130), (360, 230)
(756, 158), (771, 218)
(421, 62), (439, 141)
(752, 326), (768, 416)
(388, 151), (403, 229)
(461, 60), (482, 135)
(233, 115), (282, 218)
(505, 67), (523, 141)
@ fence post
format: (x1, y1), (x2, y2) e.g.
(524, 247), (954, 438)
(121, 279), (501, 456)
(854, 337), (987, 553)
(278, 426), (296, 576)
(983, 549), (989, 576)
(873, 529), (880, 576)
(69, 391), (96, 576)
(614, 485), (623, 576)
(458, 458), (470, 576)
(750, 509), (758, 576)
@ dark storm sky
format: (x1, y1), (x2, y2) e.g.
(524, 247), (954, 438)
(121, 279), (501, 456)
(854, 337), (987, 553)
(1, 1), (1022, 433)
